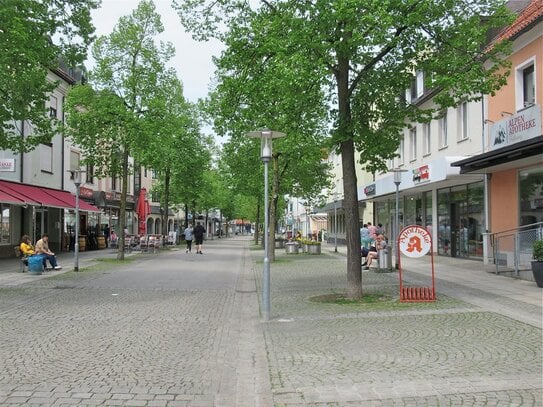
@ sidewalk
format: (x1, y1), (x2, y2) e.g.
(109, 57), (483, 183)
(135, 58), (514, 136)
(321, 241), (542, 328)
(0, 247), (130, 288)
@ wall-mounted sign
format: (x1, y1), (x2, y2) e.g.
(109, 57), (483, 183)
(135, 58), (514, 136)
(79, 186), (94, 199)
(413, 165), (430, 184)
(364, 184), (376, 196)
(0, 159), (15, 172)
(489, 104), (541, 151)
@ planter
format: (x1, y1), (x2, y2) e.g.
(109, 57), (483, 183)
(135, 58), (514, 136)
(275, 239), (286, 249)
(531, 261), (543, 288)
(285, 242), (299, 254)
(307, 244), (321, 255)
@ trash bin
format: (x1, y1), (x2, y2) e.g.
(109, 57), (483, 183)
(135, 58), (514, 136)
(378, 248), (392, 271)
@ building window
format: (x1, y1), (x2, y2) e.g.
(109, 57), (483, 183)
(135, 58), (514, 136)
(1, 204), (10, 244)
(86, 163), (94, 184)
(439, 112), (448, 148)
(516, 60), (536, 110)
(416, 71), (424, 98)
(40, 143), (53, 173)
(458, 102), (468, 141)
(70, 150), (80, 179)
(409, 128), (417, 161)
(423, 123), (431, 155)
(399, 137), (405, 165)
(49, 95), (58, 118)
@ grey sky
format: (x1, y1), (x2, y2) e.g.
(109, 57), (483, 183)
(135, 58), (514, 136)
(89, 0), (224, 104)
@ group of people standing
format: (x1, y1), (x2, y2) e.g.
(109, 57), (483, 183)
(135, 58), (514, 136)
(20, 234), (62, 270)
(360, 222), (387, 270)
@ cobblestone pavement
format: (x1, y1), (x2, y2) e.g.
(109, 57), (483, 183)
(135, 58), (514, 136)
(0, 238), (541, 406)
(0, 238), (271, 407)
(256, 249), (542, 406)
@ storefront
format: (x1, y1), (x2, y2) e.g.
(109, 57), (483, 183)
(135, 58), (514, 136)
(363, 157), (485, 258)
(0, 180), (100, 258)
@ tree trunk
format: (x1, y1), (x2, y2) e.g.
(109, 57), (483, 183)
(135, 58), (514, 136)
(117, 147), (129, 260)
(269, 155), (280, 261)
(336, 52), (362, 299)
(254, 199), (261, 245)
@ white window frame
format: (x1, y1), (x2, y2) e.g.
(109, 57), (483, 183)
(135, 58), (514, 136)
(423, 122), (431, 156)
(416, 71), (424, 97)
(49, 95), (58, 118)
(439, 112), (448, 149)
(40, 143), (53, 173)
(458, 102), (468, 141)
(409, 128), (417, 161)
(515, 57), (536, 111)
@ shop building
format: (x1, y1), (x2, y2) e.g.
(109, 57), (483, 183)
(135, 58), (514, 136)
(453, 1), (542, 275)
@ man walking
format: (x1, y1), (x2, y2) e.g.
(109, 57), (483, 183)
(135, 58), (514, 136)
(184, 223), (194, 253)
(193, 222), (206, 254)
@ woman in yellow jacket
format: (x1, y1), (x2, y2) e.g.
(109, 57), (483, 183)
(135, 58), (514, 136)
(20, 235), (35, 257)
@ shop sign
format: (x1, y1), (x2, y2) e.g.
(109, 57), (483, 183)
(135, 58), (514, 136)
(489, 104), (541, 151)
(0, 159), (15, 172)
(413, 165), (430, 183)
(364, 184), (376, 196)
(399, 225), (431, 258)
(79, 186), (94, 199)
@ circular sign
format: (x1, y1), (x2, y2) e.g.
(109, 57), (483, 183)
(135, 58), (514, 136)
(398, 225), (432, 258)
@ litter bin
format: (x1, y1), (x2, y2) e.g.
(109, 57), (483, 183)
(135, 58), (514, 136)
(27, 255), (44, 275)
(378, 248), (392, 271)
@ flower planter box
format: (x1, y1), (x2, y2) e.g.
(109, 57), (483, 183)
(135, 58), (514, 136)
(307, 244), (321, 255)
(285, 242), (299, 254)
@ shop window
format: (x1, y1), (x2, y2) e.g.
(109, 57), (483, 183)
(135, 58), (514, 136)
(1, 205), (10, 244)
(519, 166), (543, 227)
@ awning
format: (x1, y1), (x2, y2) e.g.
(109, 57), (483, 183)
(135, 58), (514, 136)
(452, 137), (543, 174)
(0, 189), (26, 205)
(0, 180), (98, 211)
(46, 189), (100, 212)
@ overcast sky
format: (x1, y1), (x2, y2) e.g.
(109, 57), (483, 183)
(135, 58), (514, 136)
(88, 0), (224, 104)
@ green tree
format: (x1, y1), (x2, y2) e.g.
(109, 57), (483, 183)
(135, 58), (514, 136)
(138, 71), (209, 235)
(175, 0), (513, 298)
(0, 0), (99, 151)
(65, 0), (173, 258)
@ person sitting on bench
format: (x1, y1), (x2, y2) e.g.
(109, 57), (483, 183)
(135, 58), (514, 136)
(362, 234), (386, 270)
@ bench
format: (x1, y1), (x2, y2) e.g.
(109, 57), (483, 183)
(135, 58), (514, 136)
(14, 246), (28, 273)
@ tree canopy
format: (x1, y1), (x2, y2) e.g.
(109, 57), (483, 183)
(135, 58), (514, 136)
(0, 0), (99, 151)
(175, 0), (514, 297)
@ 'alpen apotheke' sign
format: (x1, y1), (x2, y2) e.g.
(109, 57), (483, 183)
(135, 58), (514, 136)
(489, 104), (541, 151)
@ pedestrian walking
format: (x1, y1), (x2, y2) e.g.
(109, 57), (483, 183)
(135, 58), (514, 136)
(184, 223), (194, 253)
(193, 222), (206, 254)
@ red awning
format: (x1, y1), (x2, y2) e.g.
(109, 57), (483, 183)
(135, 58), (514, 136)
(0, 180), (98, 212)
(0, 189), (26, 205)
(43, 189), (100, 212)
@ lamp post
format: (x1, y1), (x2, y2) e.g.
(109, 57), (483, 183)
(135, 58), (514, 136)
(71, 170), (84, 272)
(333, 193), (338, 253)
(247, 129), (286, 321)
(392, 169), (406, 270)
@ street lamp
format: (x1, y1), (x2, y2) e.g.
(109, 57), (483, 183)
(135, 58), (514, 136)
(247, 129), (286, 321)
(392, 168), (406, 270)
(333, 192), (339, 253)
(70, 169), (85, 272)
